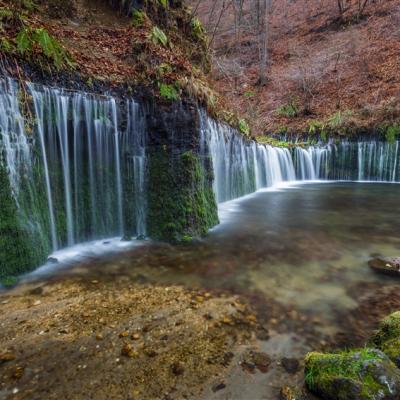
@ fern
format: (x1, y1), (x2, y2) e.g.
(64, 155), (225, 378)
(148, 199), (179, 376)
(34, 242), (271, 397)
(159, 83), (179, 101)
(15, 27), (73, 69)
(132, 9), (145, 27)
(151, 26), (168, 47)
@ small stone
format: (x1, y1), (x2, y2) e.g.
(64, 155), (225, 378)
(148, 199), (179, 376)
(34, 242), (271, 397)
(246, 314), (257, 323)
(144, 348), (157, 358)
(222, 316), (233, 325)
(195, 296), (204, 303)
(212, 382), (226, 392)
(119, 331), (129, 338)
(33, 300), (41, 306)
(131, 333), (140, 340)
(281, 358), (300, 374)
(58, 328), (69, 334)
(171, 361), (185, 376)
(253, 352), (271, 373)
(29, 287), (44, 295)
(121, 343), (137, 358)
(95, 333), (103, 341)
(0, 351), (16, 363)
(12, 366), (24, 380)
(91, 280), (99, 284)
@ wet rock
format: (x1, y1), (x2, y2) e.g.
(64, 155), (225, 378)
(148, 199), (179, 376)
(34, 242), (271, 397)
(369, 311), (400, 367)
(241, 350), (270, 373)
(29, 286), (44, 296)
(305, 348), (400, 400)
(121, 235), (132, 242)
(121, 343), (137, 358)
(47, 257), (58, 264)
(279, 385), (309, 400)
(256, 324), (270, 340)
(368, 256), (400, 276)
(171, 361), (185, 376)
(0, 350), (16, 364)
(212, 382), (226, 392)
(281, 357), (300, 374)
(136, 234), (146, 240)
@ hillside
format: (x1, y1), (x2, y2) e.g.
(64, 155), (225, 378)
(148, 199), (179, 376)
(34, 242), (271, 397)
(191, 0), (400, 137)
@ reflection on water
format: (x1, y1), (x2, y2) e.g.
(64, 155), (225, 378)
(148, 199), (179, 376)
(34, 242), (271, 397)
(28, 182), (400, 344)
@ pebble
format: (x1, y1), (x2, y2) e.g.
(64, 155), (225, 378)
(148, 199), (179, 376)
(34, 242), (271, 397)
(212, 382), (226, 392)
(119, 331), (129, 338)
(121, 343), (137, 358)
(96, 333), (103, 341)
(0, 351), (16, 363)
(281, 357), (300, 374)
(131, 333), (140, 340)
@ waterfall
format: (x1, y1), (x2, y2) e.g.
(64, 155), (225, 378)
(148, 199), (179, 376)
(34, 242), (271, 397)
(301, 141), (400, 181)
(200, 113), (296, 203)
(2, 76), (400, 264)
(1, 79), (147, 255)
(201, 112), (400, 205)
(0, 79), (32, 200)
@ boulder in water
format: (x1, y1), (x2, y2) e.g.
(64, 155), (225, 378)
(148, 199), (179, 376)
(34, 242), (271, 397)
(369, 311), (400, 368)
(305, 348), (400, 400)
(47, 257), (58, 264)
(368, 256), (400, 276)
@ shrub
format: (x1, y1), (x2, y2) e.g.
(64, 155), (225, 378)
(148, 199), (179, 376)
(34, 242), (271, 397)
(386, 124), (400, 143)
(238, 119), (250, 135)
(276, 98), (299, 118)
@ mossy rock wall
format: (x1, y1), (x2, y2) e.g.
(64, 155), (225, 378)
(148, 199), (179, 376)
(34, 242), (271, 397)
(146, 101), (218, 241)
(0, 165), (49, 281)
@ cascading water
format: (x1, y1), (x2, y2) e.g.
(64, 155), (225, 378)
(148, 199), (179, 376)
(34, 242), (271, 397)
(200, 113), (296, 203)
(2, 76), (400, 273)
(1, 78), (147, 257)
(300, 141), (400, 181)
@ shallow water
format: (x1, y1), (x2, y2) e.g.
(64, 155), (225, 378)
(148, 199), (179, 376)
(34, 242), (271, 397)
(26, 182), (400, 344)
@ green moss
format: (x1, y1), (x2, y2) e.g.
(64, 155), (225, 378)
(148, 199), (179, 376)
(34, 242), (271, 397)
(0, 165), (49, 280)
(369, 311), (400, 367)
(305, 348), (400, 400)
(0, 275), (19, 288)
(147, 148), (218, 242)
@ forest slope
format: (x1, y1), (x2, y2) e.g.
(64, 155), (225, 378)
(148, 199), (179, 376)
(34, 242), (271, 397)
(191, 0), (400, 137)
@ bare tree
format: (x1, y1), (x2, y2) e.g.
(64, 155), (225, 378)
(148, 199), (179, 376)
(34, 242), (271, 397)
(257, 0), (271, 85)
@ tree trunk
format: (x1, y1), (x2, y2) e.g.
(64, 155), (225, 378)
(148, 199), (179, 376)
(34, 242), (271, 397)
(258, 0), (271, 85)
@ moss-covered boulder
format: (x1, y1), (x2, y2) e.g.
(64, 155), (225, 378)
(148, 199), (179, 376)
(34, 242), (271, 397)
(369, 312), (400, 367)
(305, 348), (400, 400)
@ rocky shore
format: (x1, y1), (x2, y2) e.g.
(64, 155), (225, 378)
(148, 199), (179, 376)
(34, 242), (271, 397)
(0, 277), (258, 400)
